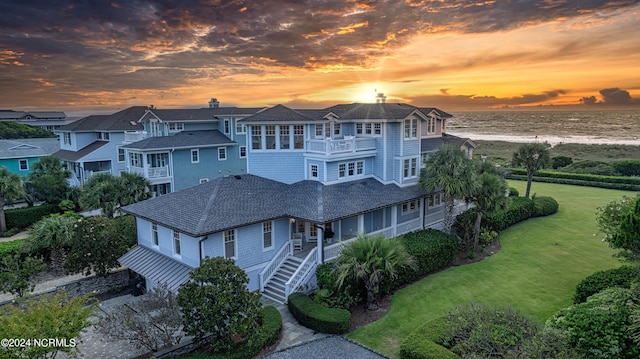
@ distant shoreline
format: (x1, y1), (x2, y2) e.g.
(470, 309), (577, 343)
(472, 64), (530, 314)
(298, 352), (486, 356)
(449, 132), (640, 146)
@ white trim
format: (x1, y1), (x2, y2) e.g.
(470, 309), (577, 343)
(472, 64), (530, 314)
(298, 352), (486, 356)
(151, 223), (159, 247)
(262, 221), (274, 251)
(224, 229), (237, 259)
(199, 178), (209, 184)
(218, 146), (227, 161)
(190, 149), (199, 163)
(173, 230), (182, 257)
(239, 146), (246, 158)
(18, 159), (29, 171)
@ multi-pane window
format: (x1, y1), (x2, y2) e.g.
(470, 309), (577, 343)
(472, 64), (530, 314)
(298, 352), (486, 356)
(168, 122), (184, 131)
(280, 126), (290, 149)
(218, 147), (227, 160)
(152, 223), (159, 246)
(63, 132), (71, 145)
(251, 126), (262, 150)
(239, 146), (246, 158)
(338, 161), (364, 178)
(403, 158), (418, 178)
(224, 229), (235, 259)
(224, 119), (230, 134)
(374, 123), (382, 135)
(334, 123), (341, 136)
(97, 132), (110, 140)
(293, 125), (304, 149)
(402, 199), (419, 214)
(263, 221), (273, 249)
(129, 152), (143, 167)
(404, 119), (418, 139)
(421, 153), (430, 168)
(236, 122), (246, 134)
(428, 193), (444, 208)
(18, 159), (28, 171)
(118, 148), (125, 162)
(356, 123), (363, 135)
(173, 230), (181, 256)
(310, 164), (318, 178)
(265, 125), (276, 149)
(191, 149), (199, 163)
(365, 123), (372, 135)
(315, 124), (324, 138)
(428, 118), (436, 133)
(356, 123), (381, 135)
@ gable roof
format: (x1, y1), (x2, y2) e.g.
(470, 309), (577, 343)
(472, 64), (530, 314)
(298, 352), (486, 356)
(238, 105), (326, 124)
(144, 107), (265, 122)
(52, 141), (109, 162)
(57, 106), (148, 132)
(0, 111), (66, 120)
(122, 130), (235, 150)
(122, 174), (428, 237)
(421, 133), (478, 152)
(0, 138), (60, 159)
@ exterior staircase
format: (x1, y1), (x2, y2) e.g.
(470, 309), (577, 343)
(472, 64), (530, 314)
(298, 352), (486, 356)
(262, 256), (303, 303)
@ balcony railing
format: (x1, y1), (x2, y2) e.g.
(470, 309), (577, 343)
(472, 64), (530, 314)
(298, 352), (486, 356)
(124, 131), (148, 143)
(129, 166), (170, 178)
(306, 136), (376, 155)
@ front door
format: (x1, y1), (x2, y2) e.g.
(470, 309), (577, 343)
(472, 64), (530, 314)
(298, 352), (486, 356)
(296, 220), (318, 243)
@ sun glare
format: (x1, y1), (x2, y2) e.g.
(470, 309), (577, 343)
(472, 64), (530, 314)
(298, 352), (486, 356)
(351, 84), (381, 103)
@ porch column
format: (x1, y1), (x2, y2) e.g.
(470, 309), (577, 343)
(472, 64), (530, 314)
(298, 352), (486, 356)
(142, 153), (149, 178)
(391, 205), (398, 236)
(420, 197), (425, 229)
(317, 224), (324, 264)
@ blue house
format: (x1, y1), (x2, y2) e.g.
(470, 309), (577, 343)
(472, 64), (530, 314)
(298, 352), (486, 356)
(0, 138), (60, 176)
(120, 101), (476, 303)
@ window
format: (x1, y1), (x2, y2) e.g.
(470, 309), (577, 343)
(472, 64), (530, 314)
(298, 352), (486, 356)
(191, 149), (199, 163)
(168, 122), (184, 131)
(280, 126), (290, 149)
(403, 158), (418, 179)
(63, 132), (71, 145)
(356, 123), (381, 135)
(18, 159), (28, 171)
(265, 125), (276, 149)
(428, 193), (444, 208)
(402, 200), (420, 214)
(218, 147), (227, 160)
(404, 118), (418, 139)
(152, 223), (159, 246)
(315, 124), (324, 138)
(239, 146), (246, 158)
(293, 125), (304, 149)
(374, 123), (382, 135)
(236, 122), (246, 134)
(310, 164), (318, 179)
(97, 132), (110, 140)
(356, 123), (363, 135)
(421, 153), (429, 168)
(173, 230), (181, 256)
(428, 118), (436, 133)
(251, 126), (262, 150)
(338, 160), (364, 178)
(129, 152), (143, 167)
(224, 119), (230, 134)
(333, 123), (341, 136)
(118, 148), (125, 162)
(199, 178), (209, 184)
(263, 221), (273, 250)
(224, 229), (235, 259)
(365, 123), (372, 135)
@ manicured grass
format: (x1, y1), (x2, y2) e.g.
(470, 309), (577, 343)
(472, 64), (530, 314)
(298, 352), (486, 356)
(348, 181), (632, 358)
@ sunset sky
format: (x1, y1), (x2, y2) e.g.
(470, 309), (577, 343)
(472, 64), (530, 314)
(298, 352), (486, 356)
(1, 0), (639, 116)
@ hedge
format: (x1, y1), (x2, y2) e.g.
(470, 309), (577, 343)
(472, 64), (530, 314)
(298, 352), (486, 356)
(532, 196), (559, 217)
(507, 168), (640, 185)
(508, 174), (640, 191)
(612, 160), (640, 176)
(400, 317), (459, 359)
(287, 292), (350, 334)
(0, 239), (25, 257)
(573, 265), (639, 304)
(5, 204), (59, 230)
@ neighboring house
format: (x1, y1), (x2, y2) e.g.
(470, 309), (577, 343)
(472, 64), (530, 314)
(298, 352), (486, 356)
(120, 101), (476, 303)
(0, 138), (60, 176)
(0, 110), (77, 131)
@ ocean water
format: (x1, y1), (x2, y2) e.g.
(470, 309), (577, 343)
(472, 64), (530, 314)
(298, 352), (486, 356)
(447, 110), (640, 146)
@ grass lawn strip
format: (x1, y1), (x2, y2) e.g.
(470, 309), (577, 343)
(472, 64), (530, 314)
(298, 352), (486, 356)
(348, 181), (630, 358)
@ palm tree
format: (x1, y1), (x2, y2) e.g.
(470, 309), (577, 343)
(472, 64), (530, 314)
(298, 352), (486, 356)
(25, 215), (76, 274)
(80, 173), (150, 217)
(333, 234), (416, 310)
(420, 145), (475, 234)
(27, 156), (71, 204)
(469, 171), (510, 253)
(119, 172), (152, 208)
(512, 143), (550, 198)
(0, 167), (24, 232)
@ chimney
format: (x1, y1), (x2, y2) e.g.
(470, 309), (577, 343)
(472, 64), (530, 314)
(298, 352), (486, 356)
(375, 92), (386, 104)
(208, 98), (220, 108)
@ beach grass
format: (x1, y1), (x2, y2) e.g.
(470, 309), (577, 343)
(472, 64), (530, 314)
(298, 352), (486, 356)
(347, 181), (631, 358)
(474, 140), (640, 166)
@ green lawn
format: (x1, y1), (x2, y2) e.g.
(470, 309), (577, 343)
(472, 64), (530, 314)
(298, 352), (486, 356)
(348, 181), (633, 358)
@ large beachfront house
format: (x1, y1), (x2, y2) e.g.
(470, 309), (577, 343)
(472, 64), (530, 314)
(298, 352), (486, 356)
(120, 102), (476, 303)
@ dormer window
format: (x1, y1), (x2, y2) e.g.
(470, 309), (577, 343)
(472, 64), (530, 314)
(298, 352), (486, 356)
(97, 132), (110, 141)
(428, 118), (436, 133)
(404, 119), (418, 139)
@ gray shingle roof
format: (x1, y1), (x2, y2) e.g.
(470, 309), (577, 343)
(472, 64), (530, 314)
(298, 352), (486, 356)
(52, 141), (109, 162)
(145, 107), (264, 122)
(122, 174), (429, 237)
(57, 106), (148, 132)
(121, 130), (235, 150)
(421, 133), (477, 152)
(0, 111), (66, 120)
(0, 138), (60, 159)
(239, 105), (327, 124)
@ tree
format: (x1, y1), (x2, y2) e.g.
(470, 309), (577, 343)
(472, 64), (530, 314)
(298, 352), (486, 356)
(23, 214), (77, 274)
(0, 291), (96, 359)
(0, 166), (24, 232)
(0, 254), (45, 297)
(26, 156), (71, 204)
(420, 145), (475, 233)
(333, 234), (416, 310)
(177, 257), (264, 353)
(512, 143), (550, 198)
(468, 164), (510, 253)
(596, 195), (639, 242)
(97, 284), (185, 352)
(607, 198), (640, 261)
(80, 172), (151, 217)
(65, 215), (137, 276)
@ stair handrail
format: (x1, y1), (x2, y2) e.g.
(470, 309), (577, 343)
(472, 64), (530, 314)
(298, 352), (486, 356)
(259, 240), (293, 292)
(285, 247), (318, 299)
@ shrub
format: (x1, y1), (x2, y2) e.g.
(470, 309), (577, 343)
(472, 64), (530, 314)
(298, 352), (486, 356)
(5, 203), (59, 230)
(533, 195), (559, 216)
(0, 239), (25, 257)
(573, 265), (638, 304)
(315, 262), (362, 308)
(400, 317), (459, 359)
(613, 160), (640, 177)
(547, 287), (639, 359)
(565, 160), (618, 176)
(287, 292), (350, 334)
(552, 156), (573, 169)
(508, 187), (519, 197)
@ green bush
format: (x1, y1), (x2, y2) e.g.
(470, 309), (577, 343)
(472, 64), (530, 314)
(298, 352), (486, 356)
(5, 204), (59, 230)
(613, 160), (640, 177)
(287, 292), (350, 334)
(482, 196), (536, 232)
(573, 265), (638, 304)
(314, 262), (362, 308)
(0, 239), (25, 257)
(393, 230), (458, 285)
(547, 287), (639, 359)
(552, 156), (573, 169)
(565, 160), (618, 176)
(533, 196), (559, 217)
(508, 187), (519, 197)
(400, 317), (459, 359)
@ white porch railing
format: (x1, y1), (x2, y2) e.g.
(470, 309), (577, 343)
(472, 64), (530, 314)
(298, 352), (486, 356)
(396, 217), (422, 236)
(259, 240), (293, 292)
(124, 131), (148, 143)
(129, 166), (170, 178)
(285, 247), (317, 299)
(306, 137), (376, 155)
(85, 169), (111, 179)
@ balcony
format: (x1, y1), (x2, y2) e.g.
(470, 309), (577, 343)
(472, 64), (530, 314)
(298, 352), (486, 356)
(130, 165), (170, 179)
(306, 136), (376, 156)
(124, 131), (148, 143)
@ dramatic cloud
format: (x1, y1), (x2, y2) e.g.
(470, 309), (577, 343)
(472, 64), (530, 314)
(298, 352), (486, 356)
(599, 87), (634, 105)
